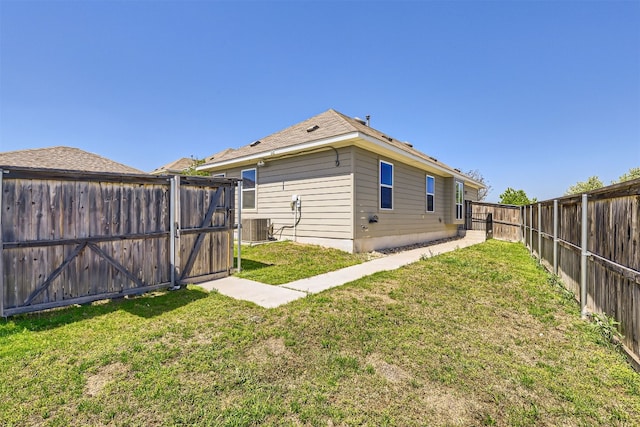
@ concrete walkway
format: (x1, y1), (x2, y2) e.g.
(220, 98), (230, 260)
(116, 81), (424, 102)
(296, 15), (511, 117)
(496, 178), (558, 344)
(197, 231), (486, 308)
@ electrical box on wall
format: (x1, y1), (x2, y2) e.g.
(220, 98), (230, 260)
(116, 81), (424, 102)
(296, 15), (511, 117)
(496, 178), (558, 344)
(290, 194), (301, 210)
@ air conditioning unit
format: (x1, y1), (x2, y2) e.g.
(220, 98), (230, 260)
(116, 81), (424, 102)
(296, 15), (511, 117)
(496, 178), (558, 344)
(242, 218), (270, 242)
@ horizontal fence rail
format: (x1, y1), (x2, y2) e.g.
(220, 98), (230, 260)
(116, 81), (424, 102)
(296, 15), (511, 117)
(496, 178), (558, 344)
(0, 167), (238, 316)
(465, 201), (522, 241)
(521, 179), (640, 366)
(468, 180), (640, 367)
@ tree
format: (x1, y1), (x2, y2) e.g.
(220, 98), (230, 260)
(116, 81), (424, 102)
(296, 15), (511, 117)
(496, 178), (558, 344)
(183, 157), (211, 176)
(499, 187), (536, 205)
(565, 176), (604, 195)
(465, 169), (492, 201)
(613, 167), (640, 184)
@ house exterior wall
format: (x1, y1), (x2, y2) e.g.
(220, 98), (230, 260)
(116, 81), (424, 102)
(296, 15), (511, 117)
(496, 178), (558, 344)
(353, 147), (460, 252)
(213, 144), (482, 253)
(465, 186), (479, 202)
(220, 148), (354, 251)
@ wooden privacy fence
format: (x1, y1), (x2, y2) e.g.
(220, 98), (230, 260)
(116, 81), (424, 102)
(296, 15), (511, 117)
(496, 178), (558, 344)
(522, 179), (640, 364)
(0, 167), (238, 317)
(465, 201), (522, 241)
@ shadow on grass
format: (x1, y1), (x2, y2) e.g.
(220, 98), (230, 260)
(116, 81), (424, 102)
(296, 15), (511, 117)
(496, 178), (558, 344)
(233, 258), (273, 272)
(0, 287), (209, 335)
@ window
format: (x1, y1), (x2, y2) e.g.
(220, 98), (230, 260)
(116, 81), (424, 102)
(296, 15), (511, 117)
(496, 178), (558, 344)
(211, 173), (226, 178)
(242, 168), (256, 210)
(426, 175), (435, 212)
(455, 180), (464, 220)
(379, 161), (393, 210)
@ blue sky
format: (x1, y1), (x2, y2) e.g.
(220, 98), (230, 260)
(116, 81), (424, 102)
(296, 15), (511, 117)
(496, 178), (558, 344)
(1, 0), (638, 202)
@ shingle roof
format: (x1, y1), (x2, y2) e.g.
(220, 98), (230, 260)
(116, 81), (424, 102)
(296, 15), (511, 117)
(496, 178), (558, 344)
(150, 157), (197, 175)
(199, 109), (472, 182)
(0, 146), (146, 174)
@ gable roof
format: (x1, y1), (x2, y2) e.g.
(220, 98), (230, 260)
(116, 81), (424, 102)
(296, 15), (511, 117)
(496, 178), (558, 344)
(198, 109), (482, 187)
(0, 146), (145, 174)
(150, 157), (197, 175)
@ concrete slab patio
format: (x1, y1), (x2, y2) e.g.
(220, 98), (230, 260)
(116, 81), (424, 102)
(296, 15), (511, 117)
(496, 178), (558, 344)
(197, 231), (486, 308)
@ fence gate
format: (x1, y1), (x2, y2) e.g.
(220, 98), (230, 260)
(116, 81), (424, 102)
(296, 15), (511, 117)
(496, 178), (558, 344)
(466, 201), (522, 242)
(0, 168), (237, 317)
(177, 177), (236, 284)
(465, 200), (493, 239)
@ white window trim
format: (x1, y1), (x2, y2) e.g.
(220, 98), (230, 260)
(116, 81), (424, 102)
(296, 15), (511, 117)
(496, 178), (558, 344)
(379, 160), (394, 210)
(211, 172), (226, 178)
(241, 168), (257, 211)
(426, 175), (435, 213)
(455, 180), (464, 220)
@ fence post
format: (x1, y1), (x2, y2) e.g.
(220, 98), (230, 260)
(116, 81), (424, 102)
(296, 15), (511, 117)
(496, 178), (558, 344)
(520, 206), (524, 243)
(0, 169), (4, 317)
(553, 199), (558, 275)
(237, 180), (242, 273)
(581, 193), (589, 319)
(169, 175), (181, 290)
(524, 205), (527, 245)
(170, 177), (175, 287)
(529, 204), (533, 255)
(537, 202), (542, 261)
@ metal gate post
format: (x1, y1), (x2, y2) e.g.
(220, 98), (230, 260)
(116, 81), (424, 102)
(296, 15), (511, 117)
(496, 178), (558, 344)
(237, 179), (242, 273)
(553, 199), (558, 275)
(580, 193), (589, 319)
(537, 202), (542, 261)
(529, 204), (533, 254)
(170, 177), (175, 287)
(521, 205), (525, 244)
(0, 169), (4, 317)
(169, 175), (181, 290)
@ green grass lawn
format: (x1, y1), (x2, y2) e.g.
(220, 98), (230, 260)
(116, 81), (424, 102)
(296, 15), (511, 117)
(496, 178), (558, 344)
(234, 241), (368, 284)
(1, 240), (639, 426)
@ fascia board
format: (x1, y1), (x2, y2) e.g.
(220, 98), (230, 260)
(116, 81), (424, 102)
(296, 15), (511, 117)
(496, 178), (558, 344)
(198, 131), (485, 189)
(357, 134), (484, 188)
(197, 132), (360, 171)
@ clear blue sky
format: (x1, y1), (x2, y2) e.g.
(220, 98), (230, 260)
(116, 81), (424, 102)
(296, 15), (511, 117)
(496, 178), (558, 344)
(1, 1), (638, 202)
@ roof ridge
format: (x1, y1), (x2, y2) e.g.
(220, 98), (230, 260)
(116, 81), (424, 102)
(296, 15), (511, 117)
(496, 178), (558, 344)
(0, 145), (70, 156)
(324, 109), (360, 132)
(0, 146), (145, 174)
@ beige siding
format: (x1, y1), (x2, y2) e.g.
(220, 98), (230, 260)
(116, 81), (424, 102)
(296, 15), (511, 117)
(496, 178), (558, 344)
(209, 143), (483, 252)
(354, 147), (458, 244)
(220, 148), (353, 241)
(465, 186), (479, 202)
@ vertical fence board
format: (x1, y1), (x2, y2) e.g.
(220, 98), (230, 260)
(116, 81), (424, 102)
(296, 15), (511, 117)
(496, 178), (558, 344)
(1, 168), (237, 316)
(469, 183), (640, 363)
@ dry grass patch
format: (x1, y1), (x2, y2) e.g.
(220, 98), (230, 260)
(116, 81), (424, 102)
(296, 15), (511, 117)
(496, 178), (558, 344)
(84, 362), (128, 397)
(365, 353), (410, 383)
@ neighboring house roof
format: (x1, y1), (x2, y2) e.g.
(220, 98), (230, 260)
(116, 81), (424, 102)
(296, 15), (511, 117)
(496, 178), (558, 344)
(198, 109), (483, 188)
(0, 146), (145, 174)
(150, 157), (198, 175)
